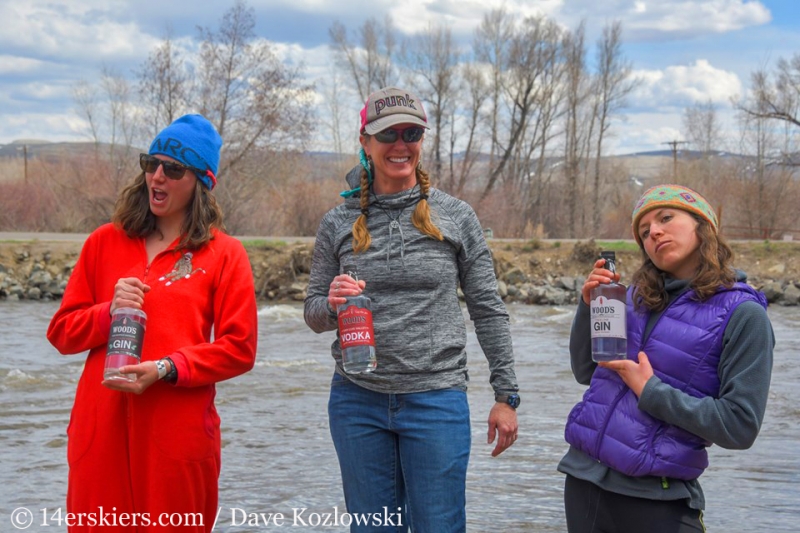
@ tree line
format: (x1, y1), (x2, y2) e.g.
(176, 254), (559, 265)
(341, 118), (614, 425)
(1, 1), (798, 241)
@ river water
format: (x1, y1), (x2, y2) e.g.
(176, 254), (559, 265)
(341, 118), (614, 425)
(0, 302), (797, 532)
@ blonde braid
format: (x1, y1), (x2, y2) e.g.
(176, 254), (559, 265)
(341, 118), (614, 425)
(351, 167), (372, 253)
(411, 165), (443, 241)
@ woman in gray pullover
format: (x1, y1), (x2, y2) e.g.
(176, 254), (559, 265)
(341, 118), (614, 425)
(304, 86), (520, 532)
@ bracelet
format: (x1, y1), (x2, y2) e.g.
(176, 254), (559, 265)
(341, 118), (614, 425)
(155, 359), (168, 380)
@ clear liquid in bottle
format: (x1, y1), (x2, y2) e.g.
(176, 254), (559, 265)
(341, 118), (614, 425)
(590, 251), (627, 362)
(104, 308), (147, 382)
(337, 264), (376, 374)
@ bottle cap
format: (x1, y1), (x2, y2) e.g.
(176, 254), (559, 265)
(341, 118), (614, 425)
(342, 264), (358, 280)
(600, 251), (616, 273)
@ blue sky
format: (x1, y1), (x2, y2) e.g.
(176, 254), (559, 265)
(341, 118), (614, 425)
(1, 0), (798, 155)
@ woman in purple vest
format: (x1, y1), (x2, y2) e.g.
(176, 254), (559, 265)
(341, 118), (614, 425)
(559, 184), (774, 533)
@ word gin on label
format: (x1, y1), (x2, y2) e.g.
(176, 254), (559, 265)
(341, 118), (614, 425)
(590, 251), (627, 362)
(337, 264), (376, 374)
(104, 308), (147, 382)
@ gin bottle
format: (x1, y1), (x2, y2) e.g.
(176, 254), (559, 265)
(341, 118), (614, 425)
(337, 264), (376, 374)
(590, 251), (627, 362)
(104, 308), (147, 382)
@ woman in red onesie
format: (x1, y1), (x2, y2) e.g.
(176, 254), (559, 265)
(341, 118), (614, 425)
(47, 114), (257, 532)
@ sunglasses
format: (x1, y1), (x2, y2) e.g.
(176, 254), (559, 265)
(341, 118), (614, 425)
(139, 153), (199, 180)
(373, 126), (425, 144)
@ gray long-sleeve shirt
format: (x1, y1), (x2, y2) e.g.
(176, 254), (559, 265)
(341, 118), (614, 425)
(304, 169), (518, 395)
(558, 274), (774, 510)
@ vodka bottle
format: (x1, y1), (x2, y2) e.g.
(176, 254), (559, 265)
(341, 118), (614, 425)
(590, 251), (628, 362)
(104, 308), (147, 382)
(337, 264), (376, 374)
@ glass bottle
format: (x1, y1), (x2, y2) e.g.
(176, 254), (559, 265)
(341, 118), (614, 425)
(104, 308), (147, 382)
(337, 264), (376, 374)
(590, 251), (628, 362)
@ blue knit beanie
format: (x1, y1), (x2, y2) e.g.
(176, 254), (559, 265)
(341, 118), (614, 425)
(148, 114), (222, 190)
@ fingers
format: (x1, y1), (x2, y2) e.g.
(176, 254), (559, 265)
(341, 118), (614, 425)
(328, 275), (365, 303)
(488, 403), (519, 457)
(111, 277), (150, 313)
(101, 361), (158, 395)
(581, 260), (621, 304)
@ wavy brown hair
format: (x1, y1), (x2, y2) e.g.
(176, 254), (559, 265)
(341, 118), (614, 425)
(351, 162), (443, 253)
(111, 172), (225, 250)
(631, 215), (735, 312)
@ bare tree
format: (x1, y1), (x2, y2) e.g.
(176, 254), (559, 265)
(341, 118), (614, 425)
(399, 23), (459, 184)
(474, 8), (514, 173)
(195, 0), (315, 173)
(72, 80), (101, 150)
(683, 99), (722, 154)
(562, 22), (590, 237)
(455, 62), (491, 195)
(591, 21), (636, 230)
(480, 15), (562, 201)
(100, 67), (138, 191)
(136, 31), (190, 140)
(329, 16), (396, 102)
(320, 66), (348, 155)
(736, 53), (800, 165)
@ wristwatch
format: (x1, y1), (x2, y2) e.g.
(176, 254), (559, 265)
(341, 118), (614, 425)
(495, 392), (521, 409)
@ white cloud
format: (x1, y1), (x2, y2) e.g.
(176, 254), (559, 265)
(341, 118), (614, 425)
(626, 0), (770, 34)
(0, 1), (160, 61)
(0, 56), (46, 75)
(545, 0), (771, 40)
(631, 59), (743, 108)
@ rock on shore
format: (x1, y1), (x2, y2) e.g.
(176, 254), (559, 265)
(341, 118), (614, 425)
(1, 238), (799, 306)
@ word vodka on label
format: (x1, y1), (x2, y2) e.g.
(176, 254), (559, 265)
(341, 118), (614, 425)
(590, 251), (628, 362)
(104, 307), (147, 382)
(337, 264), (376, 374)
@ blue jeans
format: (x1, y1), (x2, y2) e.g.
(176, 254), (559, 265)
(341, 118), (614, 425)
(328, 372), (471, 532)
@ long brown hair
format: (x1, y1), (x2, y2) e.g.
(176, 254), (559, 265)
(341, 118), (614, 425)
(351, 162), (443, 253)
(111, 172), (225, 250)
(631, 215), (735, 312)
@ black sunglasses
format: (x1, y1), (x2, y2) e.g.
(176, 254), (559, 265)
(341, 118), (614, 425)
(373, 126), (425, 144)
(139, 153), (199, 180)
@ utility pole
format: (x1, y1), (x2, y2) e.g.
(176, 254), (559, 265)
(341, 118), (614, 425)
(662, 140), (687, 180)
(23, 144), (28, 185)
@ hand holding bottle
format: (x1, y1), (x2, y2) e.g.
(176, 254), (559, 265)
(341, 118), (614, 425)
(328, 274), (366, 312)
(581, 258), (621, 305)
(111, 277), (150, 314)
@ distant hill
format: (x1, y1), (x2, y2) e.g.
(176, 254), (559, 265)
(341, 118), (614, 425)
(0, 140), (144, 159)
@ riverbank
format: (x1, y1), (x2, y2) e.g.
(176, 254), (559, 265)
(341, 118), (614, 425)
(1, 236), (799, 305)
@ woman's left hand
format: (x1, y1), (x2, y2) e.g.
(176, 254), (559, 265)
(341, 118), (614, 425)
(102, 361), (161, 394)
(598, 351), (654, 397)
(487, 403), (519, 457)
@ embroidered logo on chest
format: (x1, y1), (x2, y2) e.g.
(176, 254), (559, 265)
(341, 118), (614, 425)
(159, 252), (206, 286)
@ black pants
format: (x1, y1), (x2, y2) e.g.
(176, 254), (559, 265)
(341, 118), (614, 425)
(564, 475), (706, 533)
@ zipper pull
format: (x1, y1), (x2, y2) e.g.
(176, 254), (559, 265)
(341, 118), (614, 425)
(661, 477), (669, 490)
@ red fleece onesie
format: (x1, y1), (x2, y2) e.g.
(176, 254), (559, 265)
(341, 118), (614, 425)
(47, 223), (258, 532)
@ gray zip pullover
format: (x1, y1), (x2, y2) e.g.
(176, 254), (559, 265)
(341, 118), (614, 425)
(304, 167), (518, 395)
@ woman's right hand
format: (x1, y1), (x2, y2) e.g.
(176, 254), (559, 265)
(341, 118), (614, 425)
(110, 277), (150, 315)
(328, 274), (366, 312)
(581, 258), (621, 305)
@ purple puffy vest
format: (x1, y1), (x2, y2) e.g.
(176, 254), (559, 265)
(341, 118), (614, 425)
(564, 282), (766, 480)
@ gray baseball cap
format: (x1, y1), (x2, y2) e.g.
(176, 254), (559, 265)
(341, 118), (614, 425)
(360, 87), (429, 134)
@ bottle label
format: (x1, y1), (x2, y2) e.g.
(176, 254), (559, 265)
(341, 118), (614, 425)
(337, 306), (375, 349)
(590, 296), (626, 339)
(107, 315), (145, 360)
